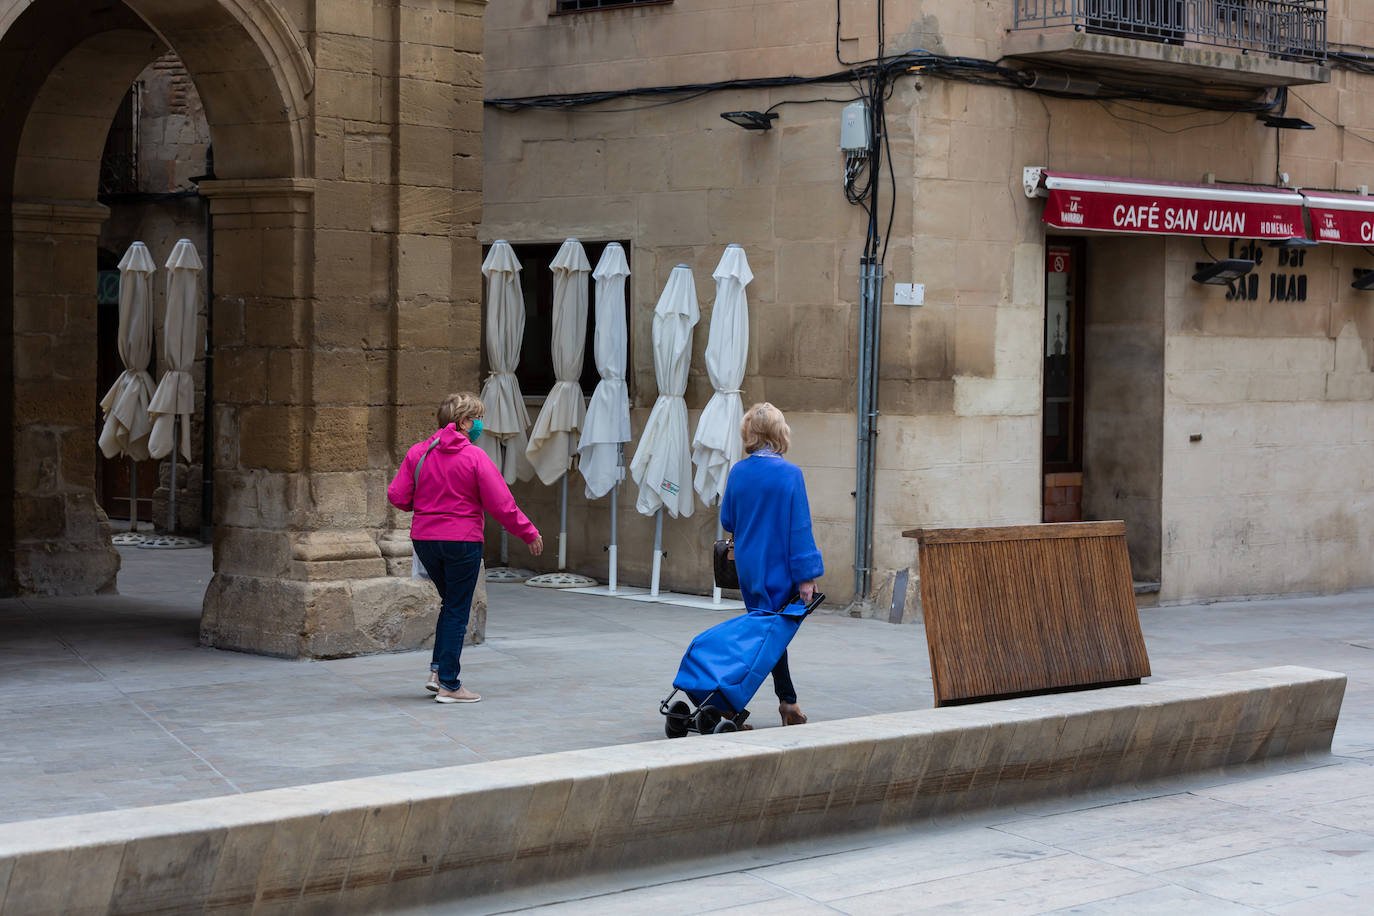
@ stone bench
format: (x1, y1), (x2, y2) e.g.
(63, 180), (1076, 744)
(0, 666), (1345, 914)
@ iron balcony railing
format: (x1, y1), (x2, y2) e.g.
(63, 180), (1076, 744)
(1013, 0), (1327, 61)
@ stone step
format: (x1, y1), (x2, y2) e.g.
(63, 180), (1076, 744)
(0, 666), (1346, 915)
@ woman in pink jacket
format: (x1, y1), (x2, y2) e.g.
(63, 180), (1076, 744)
(388, 392), (542, 704)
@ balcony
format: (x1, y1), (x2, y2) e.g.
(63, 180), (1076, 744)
(1006, 0), (1329, 89)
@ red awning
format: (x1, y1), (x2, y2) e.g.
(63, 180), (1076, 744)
(1303, 191), (1374, 245)
(1039, 172), (1306, 240)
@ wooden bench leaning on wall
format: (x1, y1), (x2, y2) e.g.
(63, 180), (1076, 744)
(902, 521), (1151, 707)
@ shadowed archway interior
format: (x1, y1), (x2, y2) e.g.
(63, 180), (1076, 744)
(0, 0), (307, 596)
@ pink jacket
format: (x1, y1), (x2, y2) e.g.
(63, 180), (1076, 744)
(388, 425), (539, 544)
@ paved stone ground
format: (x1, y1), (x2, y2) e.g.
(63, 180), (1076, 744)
(2, 548), (1373, 913)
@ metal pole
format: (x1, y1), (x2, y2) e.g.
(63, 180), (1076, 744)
(712, 517), (724, 605)
(650, 508), (664, 597)
(853, 258), (885, 601)
(607, 443), (621, 593)
(129, 460), (138, 533)
(853, 259), (873, 599)
(200, 197), (214, 544)
(558, 470), (568, 570)
(499, 441), (509, 566)
(168, 455), (177, 534)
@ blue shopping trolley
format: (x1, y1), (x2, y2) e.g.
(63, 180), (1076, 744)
(660, 591), (825, 737)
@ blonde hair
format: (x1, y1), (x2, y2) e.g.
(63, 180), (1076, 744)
(741, 402), (790, 455)
(437, 392), (484, 428)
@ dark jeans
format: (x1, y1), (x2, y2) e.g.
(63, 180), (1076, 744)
(772, 651), (797, 704)
(413, 539), (483, 691)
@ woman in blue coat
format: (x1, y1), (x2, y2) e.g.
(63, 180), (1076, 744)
(720, 402), (824, 726)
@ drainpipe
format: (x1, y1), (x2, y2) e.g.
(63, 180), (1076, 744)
(853, 256), (884, 601)
(194, 147), (215, 544)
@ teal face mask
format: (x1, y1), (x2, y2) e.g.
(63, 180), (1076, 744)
(466, 418), (483, 442)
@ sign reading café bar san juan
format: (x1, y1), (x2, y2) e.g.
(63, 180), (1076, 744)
(1040, 172), (1305, 240)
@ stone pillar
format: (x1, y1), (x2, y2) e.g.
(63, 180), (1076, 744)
(198, 0), (489, 659)
(5, 200), (119, 596)
(197, 179), (441, 658)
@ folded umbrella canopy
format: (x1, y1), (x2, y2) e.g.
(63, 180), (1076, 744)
(99, 242), (157, 462)
(631, 264), (699, 520)
(691, 244), (752, 508)
(478, 241), (535, 485)
(148, 239), (202, 463)
(631, 264), (699, 595)
(578, 243), (631, 501)
(578, 243), (632, 591)
(525, 238), (589, 486)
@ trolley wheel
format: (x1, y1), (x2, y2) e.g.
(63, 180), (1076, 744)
(695, 708), (720, 734)
(664, 701), (691, 739)
(712, 719), (738, 734)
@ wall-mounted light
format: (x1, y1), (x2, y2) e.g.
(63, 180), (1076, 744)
(1193, 259), (1255, 285)
(1352, 268), (1374, 291)
(1269, 237), (1317, 249)
(720, 110), (778, 131)
(1260, 114), (1315, 130)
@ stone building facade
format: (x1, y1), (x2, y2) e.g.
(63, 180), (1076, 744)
(2, 0), (490, 657)
(482, 1), (1374, 609)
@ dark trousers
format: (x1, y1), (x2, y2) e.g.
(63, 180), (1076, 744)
(772, 651), (797, 704)
(413, 539), (483, 691)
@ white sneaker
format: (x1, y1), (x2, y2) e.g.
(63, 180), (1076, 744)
(435, 686), (481, 704)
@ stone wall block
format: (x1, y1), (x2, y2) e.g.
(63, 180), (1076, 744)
(306, 407), (371, 472)
(399, 77), (456, 128)
(398, 234), (454, 299)
(13, 378), (92, 427)
(398, 126), (453, 188)
(313, 229), (373, 298)
(239, 406), (306, 471)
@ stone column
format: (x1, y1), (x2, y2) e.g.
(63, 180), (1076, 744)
(5, 200), (119, 596)
(197, 179), (440, 657)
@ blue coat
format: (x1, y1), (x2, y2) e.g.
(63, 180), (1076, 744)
(720, 451), (824, 613)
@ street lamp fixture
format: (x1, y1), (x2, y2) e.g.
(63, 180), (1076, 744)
(720, 110), (778, 131)
(1192, 259), (1255, 285)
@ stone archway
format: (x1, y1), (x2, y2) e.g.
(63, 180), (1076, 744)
(2, 0), (489, 656)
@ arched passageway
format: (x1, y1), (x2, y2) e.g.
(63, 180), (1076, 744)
(2, 0), (488, 656)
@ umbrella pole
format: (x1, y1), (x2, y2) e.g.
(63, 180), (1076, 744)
(558, 470), (568, 570)
(713, 517), (724, 605)
(129, 460), (138, 533)
(650, 508), (664, 597)
(169, 455), (179, 534)
(498, 441), (509, 566)
(608, 479), (618, 594)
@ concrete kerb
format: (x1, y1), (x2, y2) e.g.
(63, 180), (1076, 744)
(0, 665), (1347, 915)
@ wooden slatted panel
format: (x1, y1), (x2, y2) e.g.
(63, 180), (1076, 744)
(910, 522), (1150, 707)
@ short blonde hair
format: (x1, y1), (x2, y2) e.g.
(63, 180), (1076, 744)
(741, 402), (790, 455)
(437, 392), (484, 428)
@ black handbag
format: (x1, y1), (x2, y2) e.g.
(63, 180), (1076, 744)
(713, 538), (739, 590)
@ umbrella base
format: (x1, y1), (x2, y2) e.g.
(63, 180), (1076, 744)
(137, 535), (203, 550)
(486, 566), (536, 584)
(524, 572), (598, 589)
(111, 532), (145, 547)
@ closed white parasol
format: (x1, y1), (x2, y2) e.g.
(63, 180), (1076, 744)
(525, 238), (589, 486)
(692, 245), (752, 603)
(98, 241), (157, 541)
(478, 241), (536, 486)
(691, 244), (752, 507)
(148, 239), (201, 463)
(144, 239), (204, 547)
(578, 243), (632, 591)
(99, 242), (157, 463)
(630, 264), (699, 595)
(578, 243), (631, 501)
(524, 239), (593, 583)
